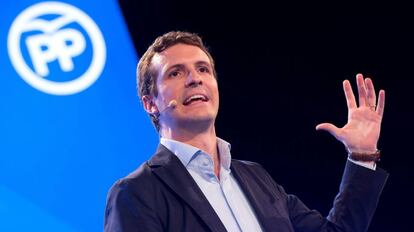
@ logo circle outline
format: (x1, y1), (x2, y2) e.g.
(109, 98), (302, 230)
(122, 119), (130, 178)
(8, 1), (106, 95)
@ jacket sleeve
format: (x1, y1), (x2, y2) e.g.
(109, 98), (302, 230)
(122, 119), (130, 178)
(284, 161), (389, 232)
(104, 180), (164, 232)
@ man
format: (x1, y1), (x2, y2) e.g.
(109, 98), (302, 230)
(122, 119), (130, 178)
(104, 31), (388, 232)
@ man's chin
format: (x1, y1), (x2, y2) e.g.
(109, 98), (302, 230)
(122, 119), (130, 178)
(176, 116), (216, 130)
(186, 115), (215, 123)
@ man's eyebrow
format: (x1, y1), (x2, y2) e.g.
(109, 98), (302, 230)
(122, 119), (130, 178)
(165, 61), (212, 72)
(165, 64), (185, 72)
(195, 61), (212, 67)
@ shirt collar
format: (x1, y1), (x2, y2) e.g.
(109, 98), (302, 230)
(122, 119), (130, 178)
(217, 137), (232, 171)
(160, 137), (200, 167)
(160, 137), (232, 170)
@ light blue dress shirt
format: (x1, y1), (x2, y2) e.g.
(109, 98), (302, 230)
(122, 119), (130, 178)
(160, 137), (263, 232)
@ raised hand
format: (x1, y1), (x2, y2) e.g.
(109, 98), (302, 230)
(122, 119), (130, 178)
(316, 73), (385, 154)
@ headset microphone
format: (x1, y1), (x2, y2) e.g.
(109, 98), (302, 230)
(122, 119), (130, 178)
(166, 100), (178, 109)
(156, 100), (177, 118)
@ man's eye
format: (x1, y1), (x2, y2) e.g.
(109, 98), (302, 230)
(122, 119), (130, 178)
(169, 71), (180, 77)
(198, 67), (210, 73)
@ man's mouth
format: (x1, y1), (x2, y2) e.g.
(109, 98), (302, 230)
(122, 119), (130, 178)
(183, 94), (209, 105)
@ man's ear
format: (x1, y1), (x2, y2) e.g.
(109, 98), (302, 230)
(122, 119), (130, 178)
(142, 95), (159, 115)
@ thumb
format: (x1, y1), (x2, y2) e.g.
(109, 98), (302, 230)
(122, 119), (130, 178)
(316, 123), (341, 137)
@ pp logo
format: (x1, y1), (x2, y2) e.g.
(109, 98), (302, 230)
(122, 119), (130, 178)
(8, 1), (106, 95)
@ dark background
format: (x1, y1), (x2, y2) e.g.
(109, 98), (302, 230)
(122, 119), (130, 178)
(118, 1), (413, 231)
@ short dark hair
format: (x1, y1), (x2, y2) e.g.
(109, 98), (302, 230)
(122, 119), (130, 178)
(136, 31), (216, 131)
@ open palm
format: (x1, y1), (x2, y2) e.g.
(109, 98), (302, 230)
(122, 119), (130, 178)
(316, 73), (385, 154)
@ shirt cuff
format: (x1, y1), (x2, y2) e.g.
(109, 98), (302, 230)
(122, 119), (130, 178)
(348, 157), (377, 170)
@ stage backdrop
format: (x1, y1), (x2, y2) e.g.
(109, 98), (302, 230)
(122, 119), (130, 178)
(0, 1), (158, 231)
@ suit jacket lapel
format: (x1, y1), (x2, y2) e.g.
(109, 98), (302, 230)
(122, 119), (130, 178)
(148, 144), (227, 232)
(231, 160), (292, 232)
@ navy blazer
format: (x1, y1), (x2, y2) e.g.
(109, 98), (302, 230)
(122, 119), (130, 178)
(104, 144), (388, 232)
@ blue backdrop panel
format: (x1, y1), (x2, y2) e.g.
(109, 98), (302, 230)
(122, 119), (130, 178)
(0, 1), (158, 231)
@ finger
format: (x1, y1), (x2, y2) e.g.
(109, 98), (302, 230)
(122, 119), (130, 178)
(376, 90), (385, 117)
(343, 80), (357, 110)
(365, 77), (377, 109)
(356, 73), (368, 107)
(316, 123), (341, 138)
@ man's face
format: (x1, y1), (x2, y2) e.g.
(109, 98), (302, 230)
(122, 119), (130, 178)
(148, 43), (219, 130)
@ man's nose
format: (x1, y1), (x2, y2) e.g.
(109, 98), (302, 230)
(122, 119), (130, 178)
(185, 71), (202, 87)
